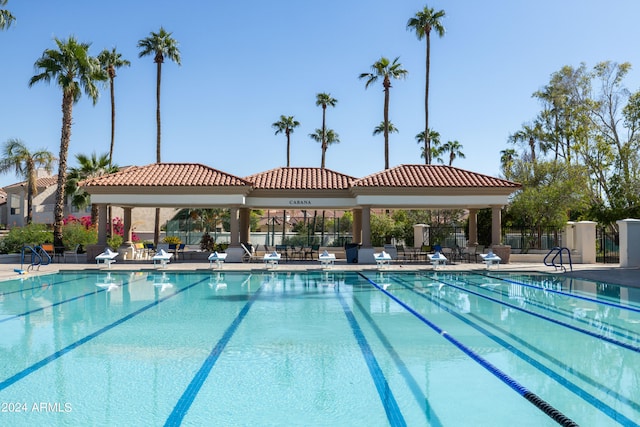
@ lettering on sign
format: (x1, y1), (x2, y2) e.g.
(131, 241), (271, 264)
(289, 200), (312, 205)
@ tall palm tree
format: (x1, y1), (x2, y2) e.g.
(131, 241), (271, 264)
(309, 128), (340, 167)
(0, 0), (15, 30)
(0, 139), (55, 224)
(138, 27), (181, 246)
(315, 93), (338, 169)
(407, 6), (446, 165)
(29, 36), (106, 247)
(373, 121), (399, 136)
(272, 115), (300, 167)
(500, 148), (518, 179)
(415, 129), (440, 161)
(359, 57), (408, 169)
(97, 48), (130, 167)
(65, 152), (118, 227)
(441, 140), (465, 165)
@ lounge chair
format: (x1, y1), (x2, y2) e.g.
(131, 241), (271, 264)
(241, 243), (261, 263)
(208, 251), (228, 269)
(152, 249), (173, 268)
(374, 251), (392, 268)
(96, 249), (118, 268)
(263, 250), (281, 268)
(318, 250), (336, 269)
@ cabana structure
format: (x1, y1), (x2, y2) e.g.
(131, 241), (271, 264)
(80, 163), (520, 264)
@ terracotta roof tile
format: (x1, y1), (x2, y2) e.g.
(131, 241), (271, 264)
(4, 176), (58, 190)
(353, 165), (520, 188)
(81, 163), (251, 187)
(244, 167), (356, 190)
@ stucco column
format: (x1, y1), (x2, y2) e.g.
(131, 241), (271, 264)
(468, 208), (478, 246)
(229, 207), (240, 246)
(352, 209), (362, 244)
(97, 204), (108, 246)
(239, 208), (250, 244)
(361, 206), (372, 248)
(123, 207), (133, 245)
(491, 205), (502, 246)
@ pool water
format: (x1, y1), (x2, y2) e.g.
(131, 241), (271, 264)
(0, 270), (639, 426)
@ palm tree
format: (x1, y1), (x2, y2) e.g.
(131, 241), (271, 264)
(65, 152), (118, 227)
(407, 6), (446, 165)
(272, 115), (300, 167)
(359, 57), (408, 169)
(29, 36), (106, 247)
(441, 140), (465, 166)
(373, 121), (399, 136)
(0, 139), (55, 224)
(509, 123), (545, 163)
(415, 129), (441, 161)
(500, 148), (518, 178)
(0, 0), (15, 30)
(315, 93), (338, 169)
(138, 27), (181, 246)
(309, 128), (340, 167)
(97, 48), (130, 167)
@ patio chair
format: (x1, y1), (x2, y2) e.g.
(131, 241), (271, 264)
(64, 244), (81, 263)
(240, 243), (261, 263)
(275, 245), (290, 262)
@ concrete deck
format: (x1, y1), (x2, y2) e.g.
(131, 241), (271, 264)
(3, 258), (639, 287)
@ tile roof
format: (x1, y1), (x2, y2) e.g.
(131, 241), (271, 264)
(353, 165), (521, 188)
(81, 163), (251, 187)
(244, 167), (356, 190)
(4, 176), (58, 190)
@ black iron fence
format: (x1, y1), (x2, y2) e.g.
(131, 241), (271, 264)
(596, 227), (619, 263)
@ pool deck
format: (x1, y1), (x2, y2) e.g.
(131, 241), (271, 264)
(3, 259), (640, 287)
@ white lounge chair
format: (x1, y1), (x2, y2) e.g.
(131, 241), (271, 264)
(480, 251), (501, 269)
(263, 251), (281, 268)
(152, 249), (173, 268)
(375, 251), (392, 268)
(208, 251), (228, 269)
(428, 252), (447, 269)
(95, 249), (118, 268)
(318, 250), (336, 269)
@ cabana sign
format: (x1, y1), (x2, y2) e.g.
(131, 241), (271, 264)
(289, 199), (313, 205)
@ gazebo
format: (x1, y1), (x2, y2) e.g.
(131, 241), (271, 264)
(81, 163), (521, 263)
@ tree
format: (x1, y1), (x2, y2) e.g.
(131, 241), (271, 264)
(29, 36), (106, 248)
(500, 148), (518, 179)
(65, 152), (118, 227)
(0, 0), (15, 30)
(309, 128), (340, 167)
(0, 139), (55, 224)
(272, 115), (300, 167)
(440, 139), (465, 166)
(407, 5), (446, 165)
(373, 121), (399, 136)
(415, 129), (440, 161)
(360, 57), (408, 169)
(97, 48), (130, 167)
(138, 27), (181, 246)
(509, 122), (545, 164)
(315, 93), (338, 169)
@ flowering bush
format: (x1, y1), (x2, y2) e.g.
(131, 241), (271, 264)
(111, 217), (139, 242)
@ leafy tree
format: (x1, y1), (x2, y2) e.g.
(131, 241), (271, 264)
(0, 0), (15, 30)
(29, 37), (106, 247)
(360, 57), (408, 169)
(0, 139), (56, 224)
(407, 5), (446, 165)
(138, 27), (181, 245)
(65, 152), (118, 227)
(97, 48), (130, 167)
(440, 139), (465, 165)
(315, 93), (338, 169)
(309, 128), (340, 166)
(370, 212), (395, 246)
(272, 115), (300, 167)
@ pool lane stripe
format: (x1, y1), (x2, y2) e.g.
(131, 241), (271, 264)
(351, 297), (442, 427)
(0, 277), (209, 392)
(164, 286), (264, 426)
(423, 273), (640, 354)
(358, 272), (579, 427)
(0, 275), (87, 298)
(336, 292), (407, 427)
(390, 276), (636, 425)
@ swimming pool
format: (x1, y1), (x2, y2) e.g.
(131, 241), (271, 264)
(0, 269), (638, 426)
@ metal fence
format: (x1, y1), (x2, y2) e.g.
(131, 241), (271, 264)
(596, 227), (619, 263)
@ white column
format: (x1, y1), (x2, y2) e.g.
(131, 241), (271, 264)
(468, 209), (478, 246)
(491, 205), (502, 246)
(574, 221), (597, 264)
(617, 219), (640, 267)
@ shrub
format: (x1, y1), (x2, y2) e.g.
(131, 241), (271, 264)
(163, 236), (181, 245)
(62, 222), (97, 250)
(107, 235), (123, 250)
(0, 224), (52, 254)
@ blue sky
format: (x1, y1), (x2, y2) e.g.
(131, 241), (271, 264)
(1, 0), (639, 188)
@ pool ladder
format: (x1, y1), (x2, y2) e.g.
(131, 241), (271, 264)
(21, 245), (52, 271)
(544, 247), (572, 272)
